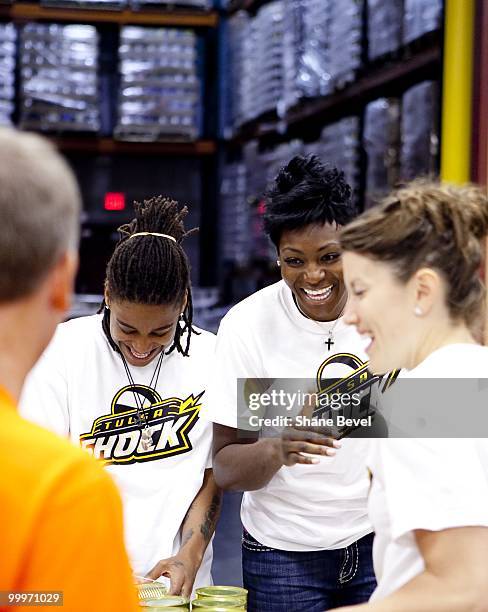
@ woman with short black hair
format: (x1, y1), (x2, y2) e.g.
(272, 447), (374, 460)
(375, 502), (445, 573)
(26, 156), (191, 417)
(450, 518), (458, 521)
(204, 155), (384, 611)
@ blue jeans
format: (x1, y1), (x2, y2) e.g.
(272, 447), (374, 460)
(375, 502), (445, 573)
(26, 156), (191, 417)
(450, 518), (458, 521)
(242, 530), (376, 612)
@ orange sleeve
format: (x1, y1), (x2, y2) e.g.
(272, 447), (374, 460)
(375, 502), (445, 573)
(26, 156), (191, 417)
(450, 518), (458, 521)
(17, 459), (139, 612)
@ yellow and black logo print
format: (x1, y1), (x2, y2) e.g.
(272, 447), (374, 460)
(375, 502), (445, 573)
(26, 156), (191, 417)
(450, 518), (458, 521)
(80, 385), (204, 465)
(314, 352), (398, 437)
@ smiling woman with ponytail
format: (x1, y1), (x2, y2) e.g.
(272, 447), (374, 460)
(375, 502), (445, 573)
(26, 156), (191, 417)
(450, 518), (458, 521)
(20, 195), (222, 599)
(334, 181), (488, 612)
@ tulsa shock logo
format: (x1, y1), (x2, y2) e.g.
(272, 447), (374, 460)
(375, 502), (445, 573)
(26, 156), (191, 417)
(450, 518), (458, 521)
(314, 353), (398, 436)
(79, 385), (204, 465)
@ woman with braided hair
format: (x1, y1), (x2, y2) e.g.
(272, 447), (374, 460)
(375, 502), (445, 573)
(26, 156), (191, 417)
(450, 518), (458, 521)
(102, 196), (198, 359)
(20, 196), (221, 598)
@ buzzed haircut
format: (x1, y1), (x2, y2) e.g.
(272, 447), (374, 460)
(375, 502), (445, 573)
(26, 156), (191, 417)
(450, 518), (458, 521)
(0, 128), (81, 302)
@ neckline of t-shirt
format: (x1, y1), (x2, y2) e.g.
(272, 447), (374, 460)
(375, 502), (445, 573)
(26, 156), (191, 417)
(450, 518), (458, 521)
(279, 280), (348, 335)
(408, 342), (484, 374)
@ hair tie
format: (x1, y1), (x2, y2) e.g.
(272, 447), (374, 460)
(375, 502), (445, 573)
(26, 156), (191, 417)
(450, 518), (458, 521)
(128, 232), (177, 243)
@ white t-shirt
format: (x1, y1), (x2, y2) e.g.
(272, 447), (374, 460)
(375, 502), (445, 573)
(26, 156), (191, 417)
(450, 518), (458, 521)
(203, 280), (382, 551)
(20, 314), (215, 587)
(368, 343), (488, 601)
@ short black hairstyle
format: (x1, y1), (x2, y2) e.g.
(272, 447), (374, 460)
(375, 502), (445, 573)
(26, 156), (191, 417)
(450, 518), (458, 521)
(102, 196), (198, 356)
(263, 154), (357, 248)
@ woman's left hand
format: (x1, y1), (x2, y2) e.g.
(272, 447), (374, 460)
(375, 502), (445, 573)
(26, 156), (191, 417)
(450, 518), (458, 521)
(146, 552), (198, 598)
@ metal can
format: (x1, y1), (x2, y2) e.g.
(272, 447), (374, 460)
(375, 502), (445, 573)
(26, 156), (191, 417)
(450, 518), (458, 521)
(136, 581), (168, 601)
(192, 597), (246, 608)
(196, 587), (248, 600)
(139, 596), (190, 609)
(191, 601), (245, 611)
(195, 586), (247, 609)
(196, 586), (247, 601)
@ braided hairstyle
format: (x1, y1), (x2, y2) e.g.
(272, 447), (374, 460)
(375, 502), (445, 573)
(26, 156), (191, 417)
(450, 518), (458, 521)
(102, 195), (198, 356)
(264, 154), (356, 248)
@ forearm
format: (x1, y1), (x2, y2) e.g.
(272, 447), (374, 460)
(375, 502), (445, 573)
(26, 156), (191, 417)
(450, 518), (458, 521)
(178, 469), (222, 564)
(213, 438), (283, 491)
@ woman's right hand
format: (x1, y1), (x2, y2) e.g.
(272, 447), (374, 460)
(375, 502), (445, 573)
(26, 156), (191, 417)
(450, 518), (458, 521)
(280, 424), (342, 466)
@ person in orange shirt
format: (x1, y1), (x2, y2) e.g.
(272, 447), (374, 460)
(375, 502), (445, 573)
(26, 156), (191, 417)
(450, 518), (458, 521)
(0, 127), (138, 612)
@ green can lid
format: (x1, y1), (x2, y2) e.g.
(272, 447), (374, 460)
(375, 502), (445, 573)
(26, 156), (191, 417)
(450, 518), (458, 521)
(192, 609), (245, 612)
(139, 596), (189, 608)
(139, 608), (185, 612)
(196, 587), (248, 599)
(192, 599), (245, 609)
(194, 596), (246, 606)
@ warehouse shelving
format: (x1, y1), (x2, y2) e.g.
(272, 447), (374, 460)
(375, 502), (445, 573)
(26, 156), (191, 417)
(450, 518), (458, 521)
(0, 2), (219, 156)
(218, 2), (444, 301)
(50, 137), (217, 155)
(0, 0), (221, 286)
(229, 31), (442, 147)
(0, 3), (218, 26)
(0, 3), (219, 157)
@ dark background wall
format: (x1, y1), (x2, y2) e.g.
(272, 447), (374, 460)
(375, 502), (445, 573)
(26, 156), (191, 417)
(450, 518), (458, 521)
(68, 154), (205, 294)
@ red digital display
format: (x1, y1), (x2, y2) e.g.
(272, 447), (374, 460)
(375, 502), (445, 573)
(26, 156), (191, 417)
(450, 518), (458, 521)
(104, 192), (126, 211)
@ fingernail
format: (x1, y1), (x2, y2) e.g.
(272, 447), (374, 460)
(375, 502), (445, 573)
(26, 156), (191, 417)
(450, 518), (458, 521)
(310, 458), (320, 464)
(333, 440), (342, 448)
(327, 449), (336, 456)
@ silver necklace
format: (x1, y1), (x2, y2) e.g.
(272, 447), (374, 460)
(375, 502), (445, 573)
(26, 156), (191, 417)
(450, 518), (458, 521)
(293, 294), (346, 351)
(101, 309), (164, 451)
(119, 349), (165, 451)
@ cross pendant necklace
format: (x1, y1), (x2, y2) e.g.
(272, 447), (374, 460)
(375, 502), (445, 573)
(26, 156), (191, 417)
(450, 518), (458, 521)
(293, 294), (344, 351)
(325, 334), (334, 350)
